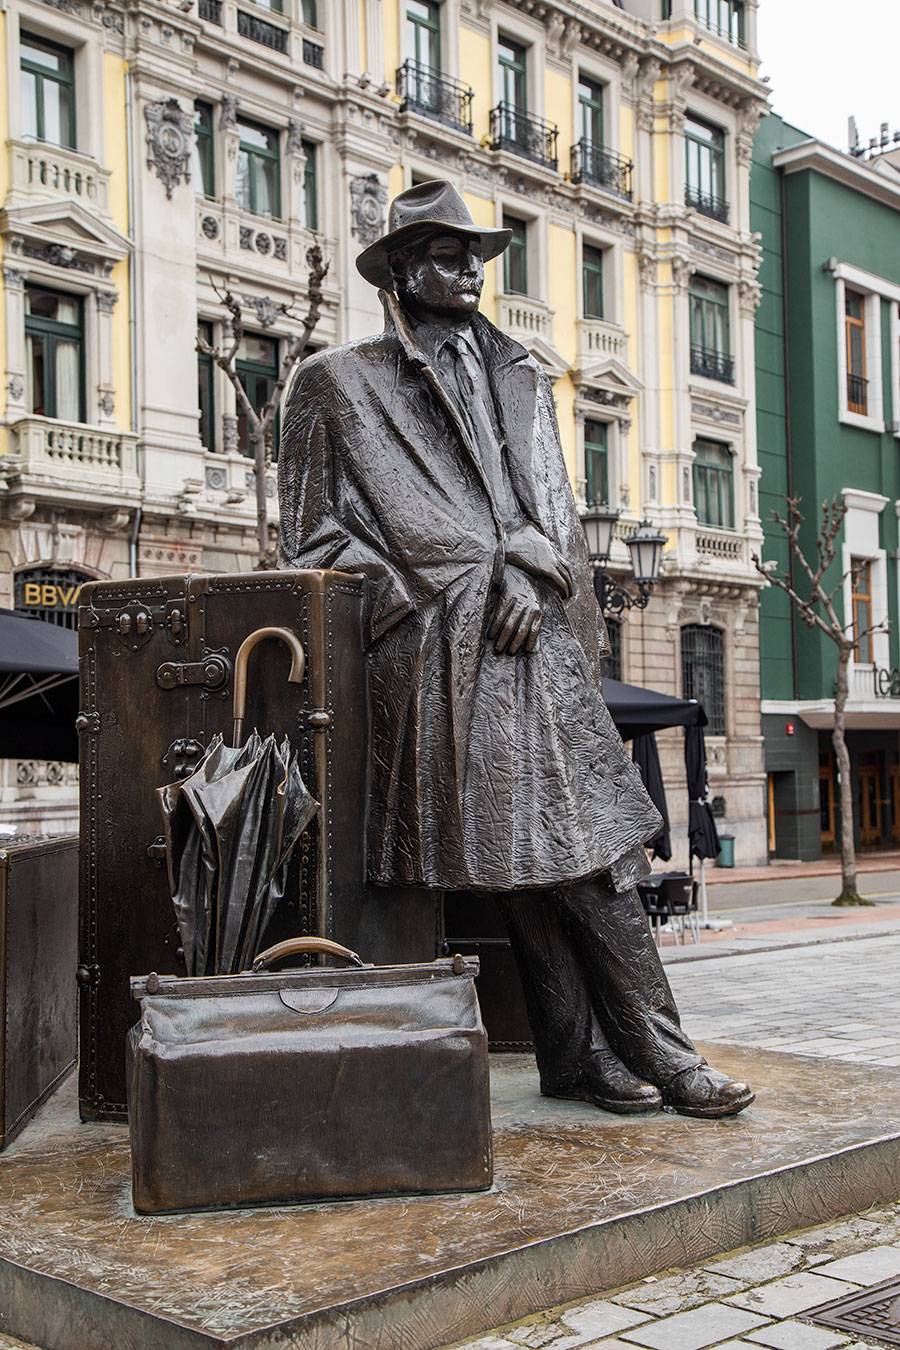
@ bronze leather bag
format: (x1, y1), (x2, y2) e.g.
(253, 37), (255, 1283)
(127, 939), (492, 1214)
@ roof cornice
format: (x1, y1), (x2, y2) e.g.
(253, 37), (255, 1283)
(773, 139), (900, 212)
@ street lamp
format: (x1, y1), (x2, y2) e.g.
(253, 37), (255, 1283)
(579, 507), (668, 616)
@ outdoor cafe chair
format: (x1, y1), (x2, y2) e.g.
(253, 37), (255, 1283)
(659, 873), (700, 946)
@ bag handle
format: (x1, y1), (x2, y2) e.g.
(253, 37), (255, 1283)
(250, 937), (365, 972)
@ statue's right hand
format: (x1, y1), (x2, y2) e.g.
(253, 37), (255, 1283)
(487, 566), (542, 656)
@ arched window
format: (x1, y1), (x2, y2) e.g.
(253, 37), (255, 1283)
(14, 565), (92, 630)
(681, 624), (725, 734)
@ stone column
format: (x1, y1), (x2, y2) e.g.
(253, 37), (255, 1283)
(3, 265), (27, 422)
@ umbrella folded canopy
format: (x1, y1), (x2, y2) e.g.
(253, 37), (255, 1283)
(685, 723), (721, 862)
(603, 677), (705, 741)
(631, 733), (672, 862)
(159, 731), (319, 975)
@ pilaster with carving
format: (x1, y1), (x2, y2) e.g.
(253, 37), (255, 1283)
(286, 119), (308, 226)
(95, 290), (119, 426)
(220, 96), (241, 203)
(3, 267), (27, 421)
(144, 98), (193, 200)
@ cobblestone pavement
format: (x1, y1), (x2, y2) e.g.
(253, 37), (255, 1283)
(445, 930), (900, 1350)
(443, 1203), (900, 1350)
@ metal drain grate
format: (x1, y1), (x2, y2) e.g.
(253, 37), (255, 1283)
(806, 1276), (900, 1344)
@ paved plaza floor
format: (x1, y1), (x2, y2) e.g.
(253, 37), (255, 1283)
(444, 868), (900, 1350)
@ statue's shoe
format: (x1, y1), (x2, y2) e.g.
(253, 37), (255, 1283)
(542, 1053), (662, 1115)
(662, 1065), (754, 1118)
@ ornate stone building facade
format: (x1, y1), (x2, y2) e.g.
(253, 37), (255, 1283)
(0, 0), (768, 857)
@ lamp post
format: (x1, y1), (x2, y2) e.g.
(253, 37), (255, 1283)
(579, 506), (668, 617)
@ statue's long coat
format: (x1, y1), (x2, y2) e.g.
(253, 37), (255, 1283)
(279, 296), (661, 891)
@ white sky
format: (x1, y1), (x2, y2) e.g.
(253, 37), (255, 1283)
(756, 1), (900, 154)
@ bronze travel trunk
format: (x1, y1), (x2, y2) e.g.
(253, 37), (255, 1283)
(127, 945), (492, 1213)
(78, 570), (440, 1122)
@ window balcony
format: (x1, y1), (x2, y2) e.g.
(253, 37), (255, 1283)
(684, 185), (729, 223)
(6, 139), (111, 215)
(396, 62), (473, 136)
(10, 416), (139, 494)
(576, 317), (628, 364)
(302, 37), (324, 67)
(236, 9), (288, 53)
(690, 346), (734, 384)
(695, 526), (747, 567)
(489, 103), (558, 172)
(847, 372), (868, 416)
(198, 0), (222, 22)
(570, 141), (633, 201)
(498, 294), (553, 343)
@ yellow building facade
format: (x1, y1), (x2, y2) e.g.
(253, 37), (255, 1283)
(0, 0), (768, 857)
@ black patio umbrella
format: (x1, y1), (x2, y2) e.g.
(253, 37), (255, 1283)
(631, 733), (672, 862)
(602, 677), (705, 741)
(685, 723), (721, 863)
(0, 609), (78, 761)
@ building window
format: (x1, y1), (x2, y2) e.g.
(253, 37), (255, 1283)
(689, 276), (733, 383)
(503, 214), (528, 295)
(236, 334), (278, 457)
(198, 321), (215, 451)
(252, 0), (283, 14)
(407, 0), (440, 70)
(301, 139), (318, 230)
(852, 558), (873, 663)
(681, 625), (725, 735)
(685, 115), (727, 222)
(194, 101), (215, 198)
(301, 0), (318, 26)
(20, 32), (75, 149)
(498, 35), (527, 110)
(693, 0), (744, 46)
(236, 118), (280, 219)
(25, 285), (84, 423)
(693, 438), (734, 529)
(582, 244), (604, 319)
(578, 74), (603, 148)
(601, 616), (621, 681)
(584, 419), (609, 506)
(845, 289), (868, 415)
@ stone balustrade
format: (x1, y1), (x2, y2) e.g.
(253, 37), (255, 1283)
(576, 318), (629, 363)
(11, 416), (139, 488)
(497, 295), (553, 342)
(7, 139), (111, 214)
(695, 527), (748, 565)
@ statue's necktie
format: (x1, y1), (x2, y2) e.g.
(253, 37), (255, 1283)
(445, 335), (503, 496)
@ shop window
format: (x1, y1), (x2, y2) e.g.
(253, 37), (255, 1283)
(582, 244), (604, 320)
(198, 320), (215, 452)
(25, 285), (84, 423)
(693, 438), (734, 529)
(236, 118), (280, 219)
(20, 32), (75, 148)
(503, 214), (528, 295)
(236, 333), (278, 457)
(194, 101), (215, 198)
(584, 419), (609, 506)
(681, 624), (725, 735)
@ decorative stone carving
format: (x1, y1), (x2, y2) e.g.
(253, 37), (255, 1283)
(3, 267), (25, 290)
(144, 98), (193, 200)
(693, 240), (733, 264)
(99, 392), (115, 416)
(683, 466), (691, 501)
(21, 242), (93, 273)
(201, 215), (219, 239)
(273, 237), (287, 261)
(206, 465), (228, 491)
(692, 401), (741, 426)
(648, 464), (657, 501)
(637, 251), (657, 289)
(255, 233), (271, 255)
(8, 376), (24, 401)
(41, 0), (81, 13)
(96, 291), (118, 312)
(350, 174), (388, 246)
(736, 100), (764, 167)
(243, 296), (285, 328)
(222, 415), (239, 455)
(738, 278), (762, 316)
(545, 11), (565, 57)
(93, 3), (124, 32)
(671, 256), (695, 294)
(240, 227), (254, 250)
(286, 118), (305, 154)
(219, 95), (239, 131)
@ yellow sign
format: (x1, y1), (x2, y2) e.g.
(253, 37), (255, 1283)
(22, 582), (82, 610)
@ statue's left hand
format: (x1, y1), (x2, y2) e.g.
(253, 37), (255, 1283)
(488, 565), (542, 656)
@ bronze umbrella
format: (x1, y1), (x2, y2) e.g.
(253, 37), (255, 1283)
(158, 628), (319, 976)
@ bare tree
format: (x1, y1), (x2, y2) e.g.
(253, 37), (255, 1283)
(196, 241), (329, 567)
(754, 495), (883, 905)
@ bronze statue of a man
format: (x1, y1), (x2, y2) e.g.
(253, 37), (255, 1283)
(279, 180), (752, 1118)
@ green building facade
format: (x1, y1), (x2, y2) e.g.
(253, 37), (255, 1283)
(752, 113), (900, 859)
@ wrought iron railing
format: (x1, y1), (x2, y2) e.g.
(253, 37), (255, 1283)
(303, 38), (324, 67)
(690, 346), (734, 384)
(684, 184), (729, 222)
(847, 372), (868, 415)
(237, 9), (288, 52)
(396, 62), (473, 135)
(489, 102), (558, 171)
(570, 140), (633, 200)
(198, 0), (222, 23)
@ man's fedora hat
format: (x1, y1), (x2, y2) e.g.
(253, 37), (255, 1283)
(356, 180), (512, 289)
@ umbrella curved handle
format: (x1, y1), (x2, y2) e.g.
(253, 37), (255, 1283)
(232, 626), (306, 746)
(249, 937), (365, 971)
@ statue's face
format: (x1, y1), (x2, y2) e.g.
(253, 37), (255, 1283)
(391, 233), (484, 321)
